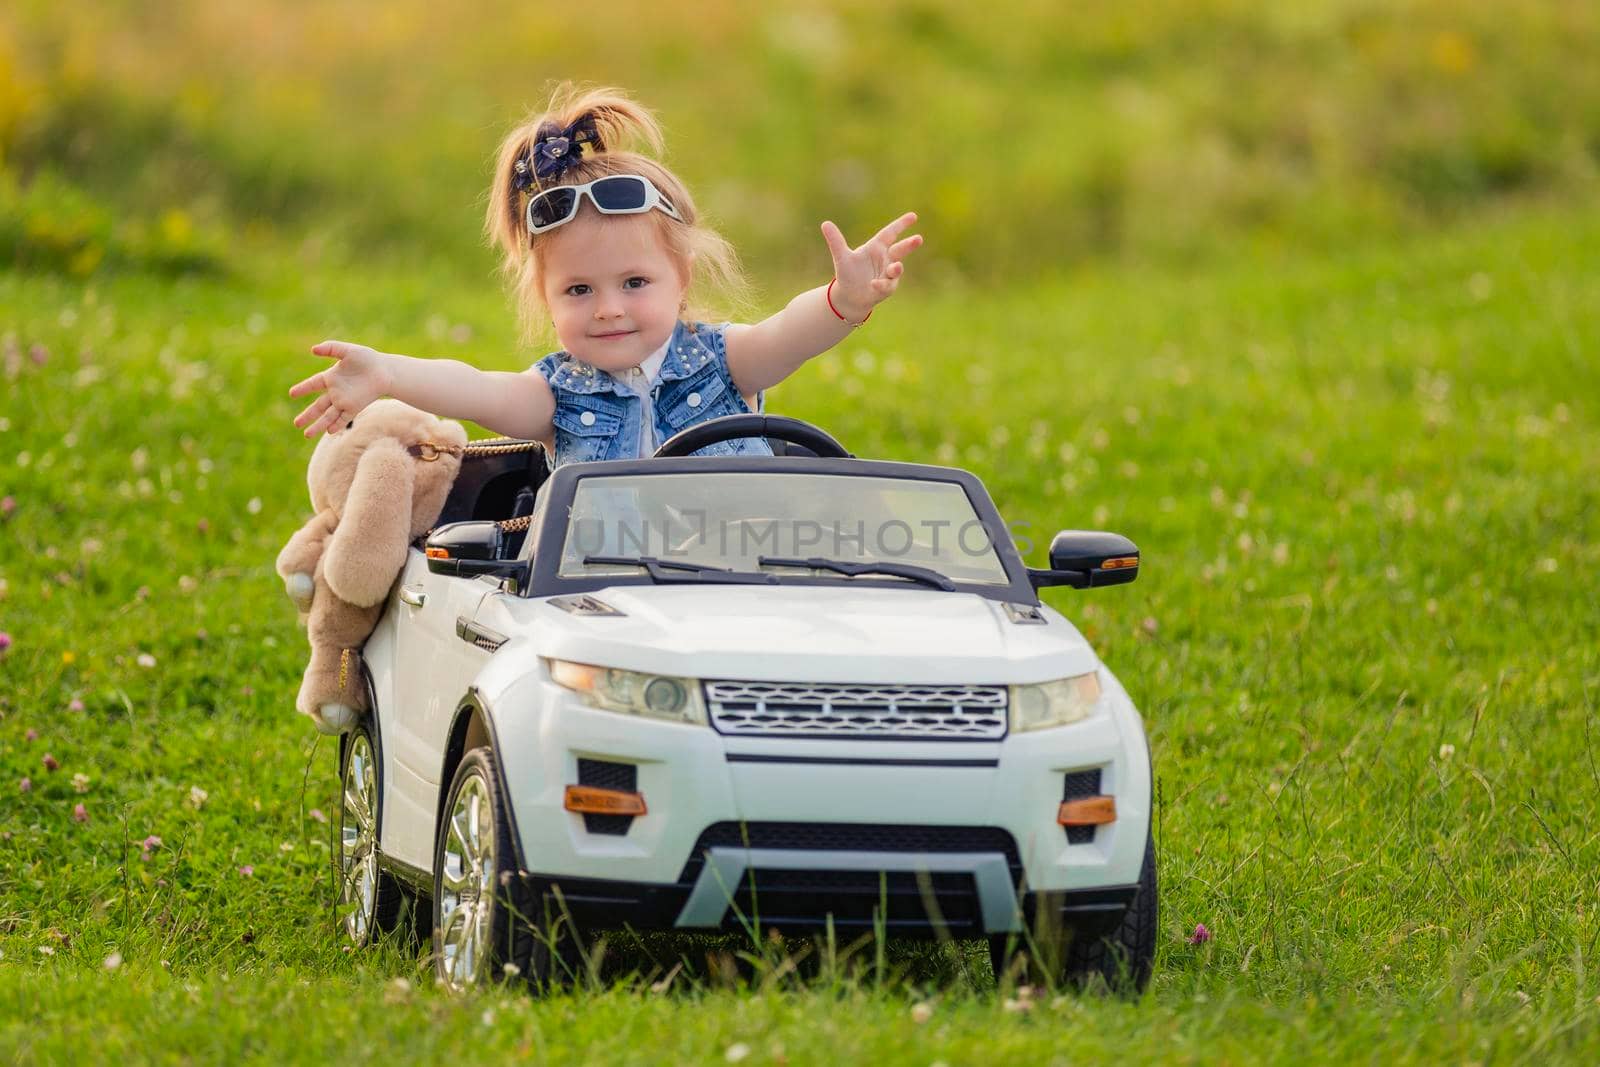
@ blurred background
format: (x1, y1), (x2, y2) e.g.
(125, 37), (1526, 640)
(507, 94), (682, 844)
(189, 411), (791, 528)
(5, 0), (1598, 291)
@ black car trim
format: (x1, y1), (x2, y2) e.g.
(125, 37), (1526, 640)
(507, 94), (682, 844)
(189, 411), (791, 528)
(505, 870), (1139, 935)
(519, 455), (1038, 605)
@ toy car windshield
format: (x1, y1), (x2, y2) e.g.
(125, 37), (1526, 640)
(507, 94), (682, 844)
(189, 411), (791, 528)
(556, 469), (1012, 586)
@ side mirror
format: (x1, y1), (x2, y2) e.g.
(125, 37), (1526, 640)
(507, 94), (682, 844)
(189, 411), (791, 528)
(425, 521), (525, 584)
(1027, 530), (1140, 590)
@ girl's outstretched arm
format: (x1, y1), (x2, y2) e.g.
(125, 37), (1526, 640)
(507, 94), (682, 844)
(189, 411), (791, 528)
(289, 341), (555, 442)
(725, 212), (922, 396)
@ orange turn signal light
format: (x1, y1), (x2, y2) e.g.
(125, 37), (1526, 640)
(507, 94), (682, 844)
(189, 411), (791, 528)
(1057, 795), (1117, 826)
(564, 785), (647, 817)
(425, 547), (451, 560)
(1101, 556), (1139, 570)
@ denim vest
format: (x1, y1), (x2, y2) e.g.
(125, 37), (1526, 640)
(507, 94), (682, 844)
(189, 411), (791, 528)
(532, 320), (775, 471)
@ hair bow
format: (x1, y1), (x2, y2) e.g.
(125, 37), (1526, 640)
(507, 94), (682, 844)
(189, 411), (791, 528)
(513, 114), (603, 190)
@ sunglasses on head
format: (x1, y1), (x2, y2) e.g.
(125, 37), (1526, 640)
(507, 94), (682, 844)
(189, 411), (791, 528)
(524, 174), (684, 236)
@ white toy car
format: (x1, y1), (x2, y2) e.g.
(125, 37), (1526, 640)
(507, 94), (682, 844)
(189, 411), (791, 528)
(335, 415), (1156, 993)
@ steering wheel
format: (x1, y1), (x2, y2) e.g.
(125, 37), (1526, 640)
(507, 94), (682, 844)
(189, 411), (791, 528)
(653, 414), (852, 459)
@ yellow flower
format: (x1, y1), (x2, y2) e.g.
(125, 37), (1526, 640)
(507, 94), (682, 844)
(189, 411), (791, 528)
(61, 650), (76, 665)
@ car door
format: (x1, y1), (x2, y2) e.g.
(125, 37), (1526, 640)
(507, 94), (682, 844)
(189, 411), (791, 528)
(384, 550), (502, 870)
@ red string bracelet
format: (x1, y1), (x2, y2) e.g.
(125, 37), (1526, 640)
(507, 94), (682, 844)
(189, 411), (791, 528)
(826, 277), (871, 326)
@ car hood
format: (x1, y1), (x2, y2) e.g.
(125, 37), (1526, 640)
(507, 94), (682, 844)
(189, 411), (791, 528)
(485, 583), (1099, 684)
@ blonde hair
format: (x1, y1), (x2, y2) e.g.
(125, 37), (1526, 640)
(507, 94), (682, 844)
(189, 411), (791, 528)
(485, 84), (748, 345)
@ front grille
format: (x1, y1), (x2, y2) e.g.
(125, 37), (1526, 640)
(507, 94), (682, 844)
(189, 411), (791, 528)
(705, 681), (1008, 740)
(724, 868), (984, 934)
(576, 758), (636, 836)
(679, 821), (1023, 887)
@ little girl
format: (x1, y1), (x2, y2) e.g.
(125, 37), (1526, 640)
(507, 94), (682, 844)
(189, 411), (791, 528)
(288, 85), (921, 468)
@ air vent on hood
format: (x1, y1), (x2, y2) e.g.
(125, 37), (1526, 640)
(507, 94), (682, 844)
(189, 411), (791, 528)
(1003, 602), (1046, 625)
(549, 594), (626, 617)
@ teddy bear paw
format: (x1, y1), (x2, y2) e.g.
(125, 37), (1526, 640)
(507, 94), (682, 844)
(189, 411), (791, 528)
(315, 702), (360, 735)
(284, 572), (315, 612)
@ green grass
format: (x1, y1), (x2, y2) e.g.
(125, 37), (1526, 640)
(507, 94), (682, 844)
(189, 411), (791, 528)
(2, 200), (1599, 1062)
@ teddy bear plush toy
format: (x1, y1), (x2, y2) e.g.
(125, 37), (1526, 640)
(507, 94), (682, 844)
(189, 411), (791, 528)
(275, 399), (467, 734)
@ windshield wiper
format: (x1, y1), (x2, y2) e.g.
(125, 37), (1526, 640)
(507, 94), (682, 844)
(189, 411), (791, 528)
(757, 556), (957, 592)
(583, 555), (778, 585)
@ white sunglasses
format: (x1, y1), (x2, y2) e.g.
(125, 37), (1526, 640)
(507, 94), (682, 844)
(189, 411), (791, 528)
(524, 174), (684, 235)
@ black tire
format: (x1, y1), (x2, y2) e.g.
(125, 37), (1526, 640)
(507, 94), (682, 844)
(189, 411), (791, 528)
(431, 746), (583, 993)
(336, 724), (406, 946)
(990, 831), (1158, 995)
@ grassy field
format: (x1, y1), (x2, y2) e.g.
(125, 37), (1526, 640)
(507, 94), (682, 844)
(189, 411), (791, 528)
(4, 0), (1600, 1060)
(2, 199), (1598, 1061)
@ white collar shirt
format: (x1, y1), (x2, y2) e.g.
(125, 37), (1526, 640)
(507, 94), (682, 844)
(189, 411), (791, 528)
(617, 336), (671, 457)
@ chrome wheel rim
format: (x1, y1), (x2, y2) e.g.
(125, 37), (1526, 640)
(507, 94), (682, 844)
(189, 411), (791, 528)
(437, 771), (496, 992)
(339, 734), (380, 944)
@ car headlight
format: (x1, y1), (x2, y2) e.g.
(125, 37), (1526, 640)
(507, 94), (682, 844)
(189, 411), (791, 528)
(547, 660), (707, 725)
(1010, 672), (1103, 732)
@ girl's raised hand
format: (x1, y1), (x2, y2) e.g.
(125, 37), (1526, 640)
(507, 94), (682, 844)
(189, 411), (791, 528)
(289, 340), (391, 438)
(820, 211), (923, 323)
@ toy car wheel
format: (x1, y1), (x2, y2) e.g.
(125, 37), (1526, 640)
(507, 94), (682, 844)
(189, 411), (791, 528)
(432, 746), (582, 993)
(990, 831), (1158, 994)
(337, 725), (404, 946)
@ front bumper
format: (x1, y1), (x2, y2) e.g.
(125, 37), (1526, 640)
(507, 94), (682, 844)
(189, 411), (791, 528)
(490, 666), (1151, 936)
(517, 861), (1140, 940)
